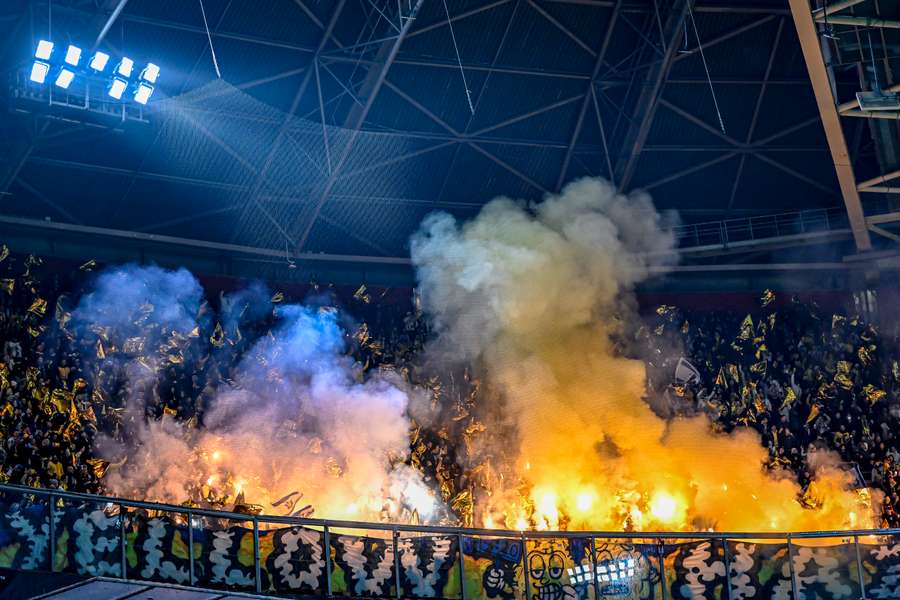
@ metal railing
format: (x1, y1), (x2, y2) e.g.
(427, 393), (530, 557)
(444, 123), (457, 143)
(2, 482), (898, 598)
(670, 199), (899, 250)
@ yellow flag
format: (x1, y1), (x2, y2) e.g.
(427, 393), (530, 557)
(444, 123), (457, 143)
(210, 322), (225, 347)
(86, 458), (109, 479)
(353, 284), (371, 304)
(271, 292), (284, 303)
(835, 360), (853, 391)
(806, 404), (821, 424)
(714, 367), (726, 388)
(858, 345), (873, 367)
(760, 289), (775, 307)
(738, 315), (753, 340)
(48, 461), (64, 479)
(28, 297), (47, 316)
(864, 384), (887, 405)
(0, 279), (13, 295)
(0, 245), (8, 262)
(781, 387), (797, 409)
(96, 339), (106, 359)
(51, 389), (74, 414)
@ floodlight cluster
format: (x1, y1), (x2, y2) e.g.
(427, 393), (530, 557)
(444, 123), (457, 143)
(29, 40), (159, 105)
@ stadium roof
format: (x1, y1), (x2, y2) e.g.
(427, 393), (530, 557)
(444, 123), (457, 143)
(0, 0), (898, 282)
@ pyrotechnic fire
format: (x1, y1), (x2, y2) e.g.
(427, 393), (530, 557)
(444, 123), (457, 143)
(77, 180), (881, 535)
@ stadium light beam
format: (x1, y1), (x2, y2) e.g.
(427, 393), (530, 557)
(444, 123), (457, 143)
(55, 68), (75, 89)
(35, 40), (54, 60)
(108, 77), (128, 99)
(133, 82), (153, 105)
(30, 62), (50, 84)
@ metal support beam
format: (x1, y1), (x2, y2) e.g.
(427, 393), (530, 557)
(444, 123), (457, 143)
(843, 109), (900, 120)
(728, 17), (784, 212)
(94, 0), (130, 48)
(556, 0), (622, 191)
(294, 0), (425, 251)
(837, 82), (900, 113)
(812, 0), (868, 19)
(614, 0), (692, 190)
(788, 0), (871, 250)
(815, 15), (900, 28)
(229, 0), (347, 244)
(858, 168), (900, 190)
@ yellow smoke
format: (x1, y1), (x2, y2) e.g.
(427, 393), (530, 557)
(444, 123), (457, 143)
(411, 177), (877, 532)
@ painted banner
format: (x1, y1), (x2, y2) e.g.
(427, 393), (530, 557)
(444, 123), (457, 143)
(0, 494), (898, 599)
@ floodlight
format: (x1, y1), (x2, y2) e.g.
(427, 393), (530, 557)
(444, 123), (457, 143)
(116, 57), (134, 77)
(35, 40), (54, 60)
(108, 77), (128, 99)
(64, 44), (81, 66)
(133, 82), (154, 105)
(29, 61), (50, 84)
(89, 51), (110, 71)
(55, 68), (75, 89)
(140, 62), (160, 84)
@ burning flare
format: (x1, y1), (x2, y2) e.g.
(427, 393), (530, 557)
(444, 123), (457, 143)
(411, 177), (879, 532)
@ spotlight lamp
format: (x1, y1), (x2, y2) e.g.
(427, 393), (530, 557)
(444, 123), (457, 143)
(108, 77), (128, 100)
(27, 40), (159, 104)
(140, 63), (160, 84)
(116, 57), (134, 78)
(35, 40), (54, 60)
(55, 68), (75, 89)
(64, 45), (82, 67)
(89, 51), (109, 72)
(134, 82), (154, 105)
(30, 61), (50, 84)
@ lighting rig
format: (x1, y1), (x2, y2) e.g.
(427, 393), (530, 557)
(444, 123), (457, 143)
(12, 40), (160, 125)
(28, 40), (159, 104)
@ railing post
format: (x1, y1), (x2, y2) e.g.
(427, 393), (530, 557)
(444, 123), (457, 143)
(253, 518), (261, 593)
(854, 535), (867, 599)
(47, 491), (55, 573)
(657, 538), (668, 600)
(457, 533), (467, 600)
(187, 511), (195, 587)
(323, 525), (332, 599)
(119, 504), (127, 579)
(520, 533), (531, 600)
(589, 537), (600, 600)
(722, 538), (733, 600)
(392, 529), (402, 600)
(786, 534), (799, 600)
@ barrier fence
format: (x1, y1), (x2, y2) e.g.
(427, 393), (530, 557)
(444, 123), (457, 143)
(0, 482), (898, 599)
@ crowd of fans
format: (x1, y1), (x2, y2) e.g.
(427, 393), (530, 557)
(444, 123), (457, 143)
(642, 295), (900, 525)
(0, 249), (899, 526)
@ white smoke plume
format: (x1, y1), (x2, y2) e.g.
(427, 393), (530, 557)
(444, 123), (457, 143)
(410, 177), (872, 531)
(72, 266), (436, 522)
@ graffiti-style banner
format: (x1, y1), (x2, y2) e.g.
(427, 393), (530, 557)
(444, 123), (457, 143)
(0, 496), (898, 599)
